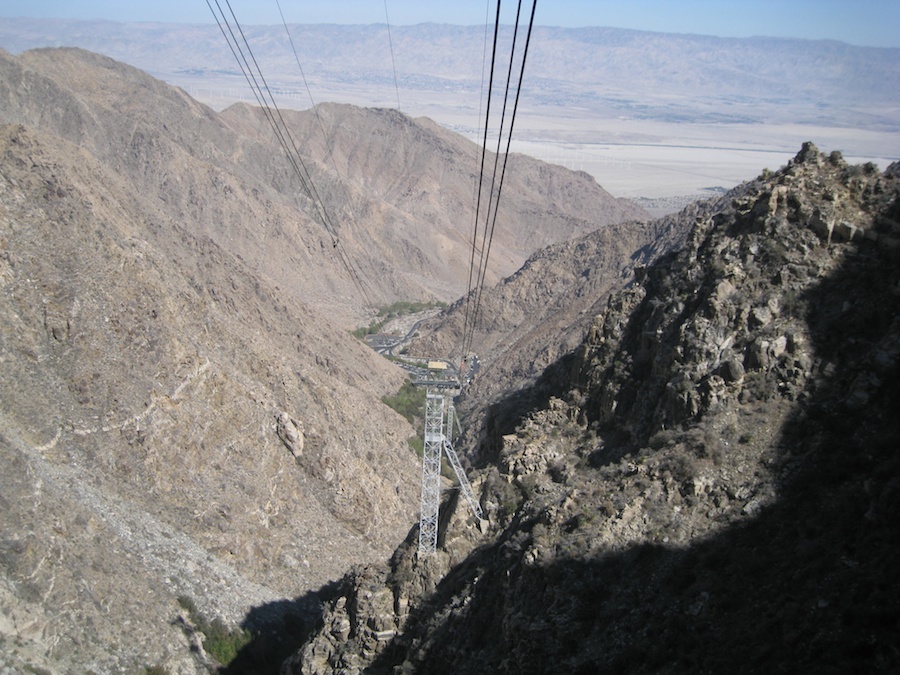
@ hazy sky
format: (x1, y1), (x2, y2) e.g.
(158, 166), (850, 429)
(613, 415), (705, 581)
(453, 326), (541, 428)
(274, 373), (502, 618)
(0, 0), (898, 48)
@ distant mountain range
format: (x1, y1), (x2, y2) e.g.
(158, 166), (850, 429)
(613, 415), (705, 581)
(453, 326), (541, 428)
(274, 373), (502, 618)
(2, 19), (898, 132)
(2, 18), (897, 206)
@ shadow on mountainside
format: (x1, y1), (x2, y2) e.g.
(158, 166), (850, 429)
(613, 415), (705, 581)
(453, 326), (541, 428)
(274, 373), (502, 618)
(363, 225), (900, 672)
(223, 581), (341, 674)
(466, 349), (584, 469)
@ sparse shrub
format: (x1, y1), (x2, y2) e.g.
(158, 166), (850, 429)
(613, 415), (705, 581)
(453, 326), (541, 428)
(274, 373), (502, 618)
(763, 238), (789, 264)
(519, 472), (544, 497)
(531, 522), (552, 549)
(382, 379), (424, 425)
(497, 485), (521, 519)
(385, 382), (427, 459)
(351, 324), (378, 339)
(351, 300), (446, 338)
(633, 476), (650, 492)
(376, 300), (446, 318)
(649, 429), (678, 449)
(176, 595), (252, 667)
(599, 498), (616, 518)
(548, 458), (568, 483)
(389, 561), (415, 588)
(662, 452), (697, 484)
(701, 428), (724, 461)
(143, 667), (170, 675)
(176, 594), (197, 615)
(483, 468), (521, 521)
(407, 434), (424, 457)
(744, 370), (778, 401)
(203, 617), (252, 666)
(445, 459), (461, 481)
(780, 288), (801, 315)
(23, 667), (53, 675)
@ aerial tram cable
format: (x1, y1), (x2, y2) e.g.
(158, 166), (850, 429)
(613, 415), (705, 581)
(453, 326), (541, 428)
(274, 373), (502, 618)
(209, 0), (535, 363)
(207, 1), (334, 240)
(275, 0), (352, 190)
(462, 0), (496, 323)
(461, 0), (503, 363)
(462, 0), (537, 361)
(468, 0), (526, 356)
(383, 0), (403, 112)
(269, 0), (387, 312)
(460, 1), (495, 362)
(273, 0), (378, 307)
(467, 0), (537, 356)
(206, 0), (378, 310)
(464, 0), (520, 359)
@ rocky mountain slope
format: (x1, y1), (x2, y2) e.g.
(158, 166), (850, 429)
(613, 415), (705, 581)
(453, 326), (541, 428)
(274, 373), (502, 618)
(287, 145), (900, 674)
(0, 118), (419, 674)
(0, 46), (646, 324)
(221, 100), (646, 298)
(0, 48), (647, 672)
(405, 210), (691, 409)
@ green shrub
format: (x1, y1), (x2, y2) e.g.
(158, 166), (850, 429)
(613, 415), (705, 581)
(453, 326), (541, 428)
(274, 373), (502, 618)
(441, 456), (455, 480)
(382, 380), (424, 424)
(351, 324), (379, 339)
(203, 617), (252, 666)
(407, 434), (424, 457)
(351, 300), (447, 339)
(176, 594), (197, 615)
(23, 667), (53, 675)
(376, 300), (446, 319)
(176, 595), (252, 666)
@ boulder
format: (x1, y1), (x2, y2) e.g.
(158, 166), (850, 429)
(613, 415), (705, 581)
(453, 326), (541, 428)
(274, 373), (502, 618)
(276, 411), (305, 458)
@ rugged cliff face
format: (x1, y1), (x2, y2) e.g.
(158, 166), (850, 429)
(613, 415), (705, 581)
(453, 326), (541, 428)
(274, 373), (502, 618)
(287, 145), (900, 674)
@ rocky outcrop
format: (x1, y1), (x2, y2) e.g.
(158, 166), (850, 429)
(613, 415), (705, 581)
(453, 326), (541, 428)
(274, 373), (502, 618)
(575, 144), (899, 445)
(286, 145), (900, 674)
(277, 411), (306, 459)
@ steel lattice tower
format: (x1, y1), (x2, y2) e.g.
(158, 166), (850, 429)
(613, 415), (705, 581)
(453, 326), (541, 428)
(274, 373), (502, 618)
(418, 389), (445, 554)
(417, 384), (483, 556)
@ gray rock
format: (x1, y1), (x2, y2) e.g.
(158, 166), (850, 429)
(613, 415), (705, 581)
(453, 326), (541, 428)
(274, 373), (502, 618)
(276, 411), (305, 458)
